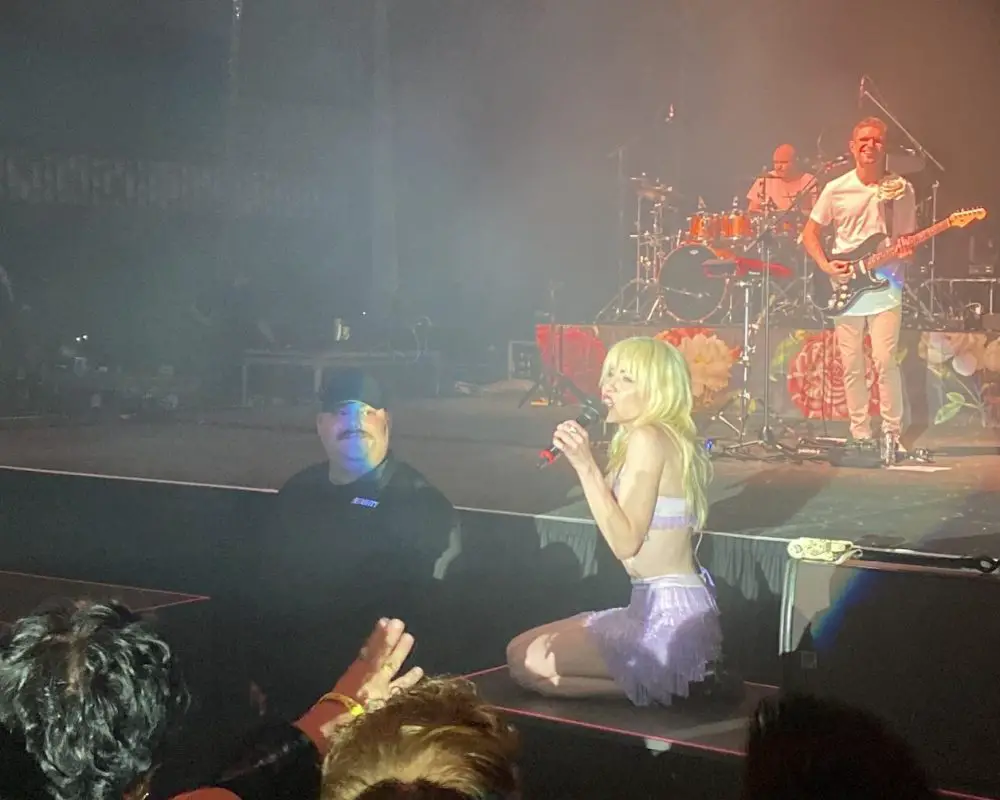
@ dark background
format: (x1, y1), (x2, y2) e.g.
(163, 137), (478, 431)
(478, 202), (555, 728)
(1, 0), (997, 367)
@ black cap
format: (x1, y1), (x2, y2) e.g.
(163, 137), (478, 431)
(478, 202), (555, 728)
(319, 368), (385, 412)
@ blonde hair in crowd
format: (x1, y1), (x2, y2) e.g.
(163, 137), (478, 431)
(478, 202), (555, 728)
(601, 336), (712, 529)
(321, 677), (519, 800)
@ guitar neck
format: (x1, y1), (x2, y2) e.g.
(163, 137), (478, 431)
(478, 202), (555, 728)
(866, 219), (951, 270)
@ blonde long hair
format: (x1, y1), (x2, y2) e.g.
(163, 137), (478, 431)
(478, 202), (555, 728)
(602, 336), (712, 529)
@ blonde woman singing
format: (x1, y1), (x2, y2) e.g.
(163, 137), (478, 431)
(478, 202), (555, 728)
(506, 336), (720, 706)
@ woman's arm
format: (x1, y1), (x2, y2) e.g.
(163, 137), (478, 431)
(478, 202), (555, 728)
(574, 427), (667, 561)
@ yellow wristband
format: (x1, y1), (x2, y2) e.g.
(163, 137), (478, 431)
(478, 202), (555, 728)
(318, 692), (364, 717)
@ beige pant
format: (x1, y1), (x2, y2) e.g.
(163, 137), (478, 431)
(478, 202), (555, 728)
(834, 304), (902, 439)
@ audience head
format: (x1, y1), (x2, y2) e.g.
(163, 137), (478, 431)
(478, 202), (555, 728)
(318, 369), (391, 480)
(601, 336), (711, 527)
(743, 693), (935, 800)
(321, 677), (519, 800)
(0, 600), (188, 800)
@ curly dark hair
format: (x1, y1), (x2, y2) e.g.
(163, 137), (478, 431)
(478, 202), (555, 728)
(0, 599), (189, 800)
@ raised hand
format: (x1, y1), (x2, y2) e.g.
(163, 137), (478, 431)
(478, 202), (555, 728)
(329, 618), (423, 714)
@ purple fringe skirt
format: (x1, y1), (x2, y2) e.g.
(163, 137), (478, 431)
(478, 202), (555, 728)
(581, 570), (722, 707)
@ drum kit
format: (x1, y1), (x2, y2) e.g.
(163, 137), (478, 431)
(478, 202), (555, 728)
(593, 158), (843, 454)
(595, 170), (822, 327)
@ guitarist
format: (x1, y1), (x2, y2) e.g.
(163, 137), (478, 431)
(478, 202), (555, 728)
(801, 116), (916, 454)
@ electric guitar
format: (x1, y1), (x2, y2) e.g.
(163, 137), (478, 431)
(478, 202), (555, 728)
(817, 208), (987, 315)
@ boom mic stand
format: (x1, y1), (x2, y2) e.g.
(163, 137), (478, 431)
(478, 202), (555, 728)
(860, 76), (945, 173)
(860, 75), (947, 322)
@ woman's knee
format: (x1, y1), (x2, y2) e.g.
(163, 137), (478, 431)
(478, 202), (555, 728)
(506, 630), (540, 682)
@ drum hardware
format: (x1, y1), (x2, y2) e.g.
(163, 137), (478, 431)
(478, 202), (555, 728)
(706, 273), (762, 442)
(928, 277), (998, 316)
(902, 279), (940, 328)
(711, 196), (813, 460)
(596, 172), (681, 323)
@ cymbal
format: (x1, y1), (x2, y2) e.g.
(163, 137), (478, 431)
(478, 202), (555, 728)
(886, 146), (926, 176)
(630, 176), (681, 201)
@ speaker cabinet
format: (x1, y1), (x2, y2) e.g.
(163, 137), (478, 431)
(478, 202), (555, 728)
(780, 558), (1000, 798)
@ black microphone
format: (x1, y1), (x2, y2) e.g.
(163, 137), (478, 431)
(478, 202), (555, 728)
(537, 403), (606, 468)
(822, 153), (852, 171)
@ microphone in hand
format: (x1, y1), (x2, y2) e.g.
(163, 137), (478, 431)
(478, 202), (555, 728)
(537, 403), (606, 468)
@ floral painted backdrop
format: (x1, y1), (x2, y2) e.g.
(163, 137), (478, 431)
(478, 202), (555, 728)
(535, 324), (1000, 428)
(917, 332), (1000, 426)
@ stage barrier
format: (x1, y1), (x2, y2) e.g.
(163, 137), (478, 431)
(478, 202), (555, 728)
(0, 469), (785, 686)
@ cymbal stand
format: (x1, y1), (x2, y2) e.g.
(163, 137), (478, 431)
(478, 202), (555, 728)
(707, 276), (761, 441)
(909, 180), (950, 325)
(718, 202), (804, 459)
(594, 188), (665, 322)
(763, 166), (835, 324)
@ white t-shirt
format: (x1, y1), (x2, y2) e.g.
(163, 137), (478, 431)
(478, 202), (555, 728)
(809, 169), (917, 316)
(746, 173), (817, 211)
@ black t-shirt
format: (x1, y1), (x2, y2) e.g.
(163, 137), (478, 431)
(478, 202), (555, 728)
(274, 455), (456, 574)
(249, 453), (459, 712)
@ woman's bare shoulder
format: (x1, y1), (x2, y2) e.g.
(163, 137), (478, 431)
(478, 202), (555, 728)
(627, 424), (675, 452)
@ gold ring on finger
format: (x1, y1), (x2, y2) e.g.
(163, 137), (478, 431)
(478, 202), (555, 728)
(380, 662), (395, 673)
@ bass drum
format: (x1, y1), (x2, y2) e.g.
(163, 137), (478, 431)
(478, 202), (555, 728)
(657, 244), (729, 323)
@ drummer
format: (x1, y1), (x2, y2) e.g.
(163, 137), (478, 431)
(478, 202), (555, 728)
(746, 144), (817, 214)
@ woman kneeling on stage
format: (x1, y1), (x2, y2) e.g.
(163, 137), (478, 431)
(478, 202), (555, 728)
(506, 336), (720, 706)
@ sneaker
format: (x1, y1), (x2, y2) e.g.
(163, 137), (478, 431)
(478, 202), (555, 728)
(881, 431), (902, 465)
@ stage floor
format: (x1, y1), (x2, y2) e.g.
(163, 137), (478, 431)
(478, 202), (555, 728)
(0, 389), (998, 555)
(467, 665), (775, 758)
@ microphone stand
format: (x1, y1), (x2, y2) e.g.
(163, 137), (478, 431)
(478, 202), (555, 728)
(860, 78), (945, 173)
(861, 77), (947, 323)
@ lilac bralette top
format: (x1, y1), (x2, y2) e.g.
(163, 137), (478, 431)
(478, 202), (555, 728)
(612, 473), (696, 533)
(649, 495), (696, 530)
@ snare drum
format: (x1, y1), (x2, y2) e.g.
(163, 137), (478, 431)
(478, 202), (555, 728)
(685, 212), (723, 244)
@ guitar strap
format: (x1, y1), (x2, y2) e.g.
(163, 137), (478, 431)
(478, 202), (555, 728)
(883, 197), (895, 240)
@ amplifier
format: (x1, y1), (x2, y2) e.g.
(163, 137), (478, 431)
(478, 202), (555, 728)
(780, 556), (1000, 798)
(507, 340), (539, 380)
